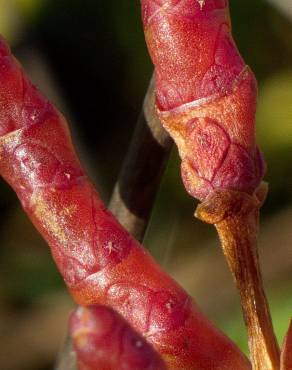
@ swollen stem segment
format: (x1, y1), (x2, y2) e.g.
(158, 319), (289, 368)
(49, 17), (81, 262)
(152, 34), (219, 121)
(141, 0), (279, 369)
(141, 0), (264, 201)
(0, 36), (250, 369)
(70, 305), (167, 370)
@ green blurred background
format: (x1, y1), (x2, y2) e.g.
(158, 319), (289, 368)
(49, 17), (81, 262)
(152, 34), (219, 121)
(0, 1), (291, 369)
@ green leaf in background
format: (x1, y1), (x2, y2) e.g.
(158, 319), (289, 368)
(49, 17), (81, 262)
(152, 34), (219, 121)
(0, 0), (43, 42)
(257, 70), (292, 151)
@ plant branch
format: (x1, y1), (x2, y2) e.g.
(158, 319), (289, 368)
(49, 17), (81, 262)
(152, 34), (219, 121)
(196, 183), (280, 370)
(109, 76), (172, 240)
(281, 320), (292, 370)
(55, 76), (172, 370)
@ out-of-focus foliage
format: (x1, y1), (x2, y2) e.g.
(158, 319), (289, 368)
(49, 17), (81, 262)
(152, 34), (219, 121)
(258, 71), (292, 149)
(0, 1), (291, 369)
(0, 0), (42, 41)
(14, 0), (41, 16)
(257, 71), (292, 209)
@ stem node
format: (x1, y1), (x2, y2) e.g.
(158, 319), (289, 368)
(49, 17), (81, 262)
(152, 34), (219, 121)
(196, 182), (280, 370)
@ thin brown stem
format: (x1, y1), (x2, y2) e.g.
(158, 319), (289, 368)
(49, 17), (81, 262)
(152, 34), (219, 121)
(109, 76), (172, 240)
(55, 76), (172, 370)
(196, 183), (280, 370)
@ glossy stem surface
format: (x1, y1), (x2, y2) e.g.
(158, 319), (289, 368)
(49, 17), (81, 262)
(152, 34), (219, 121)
(70, 305), (167, 370)
(196, 184), (280, 370)
(141, 1), (277, 368)
(0, 35), (251, 370)
(56, 77), (172, 370)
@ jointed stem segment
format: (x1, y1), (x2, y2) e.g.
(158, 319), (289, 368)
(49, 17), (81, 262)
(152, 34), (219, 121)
(140, 0), (282, 368)
(56, 77), (172, 370)
(196, 183), (280, 370)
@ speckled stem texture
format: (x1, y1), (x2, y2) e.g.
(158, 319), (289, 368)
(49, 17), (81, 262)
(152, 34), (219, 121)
(141, 1), (279, 369)
(141, 0), (264, 200)
(56, 76), (172, 370)
(0, 36), (250, 369)
(70, 305), (167, 370)
(141, 0), (279, 370)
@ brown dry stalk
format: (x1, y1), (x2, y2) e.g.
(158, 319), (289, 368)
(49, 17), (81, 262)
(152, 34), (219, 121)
(196, 182), (280, 370)
(109, 76), (172, 240)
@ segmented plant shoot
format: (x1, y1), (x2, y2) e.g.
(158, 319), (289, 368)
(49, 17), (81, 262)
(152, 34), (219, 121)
(141, 0), (264, 199)
(0, 36), (250, 370)
(70, 305), (166, 370)
(141, 1), (280, 369)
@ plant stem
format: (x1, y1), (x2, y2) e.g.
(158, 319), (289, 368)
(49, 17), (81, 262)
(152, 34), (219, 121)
(109, 76), (172, 240)
(281, 320), (292, 370)
(196, 183), (280, 370)
(55, 76), (172, 370)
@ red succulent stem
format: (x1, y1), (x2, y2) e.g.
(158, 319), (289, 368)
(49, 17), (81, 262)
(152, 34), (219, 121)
(0, 35), (250, 369)
(70, 305), (167, 370)
(56, 76), (172, 370)
(141, 0), (264, 200)
(140, 0), (279, 369)
(0, 35), (250, 370)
